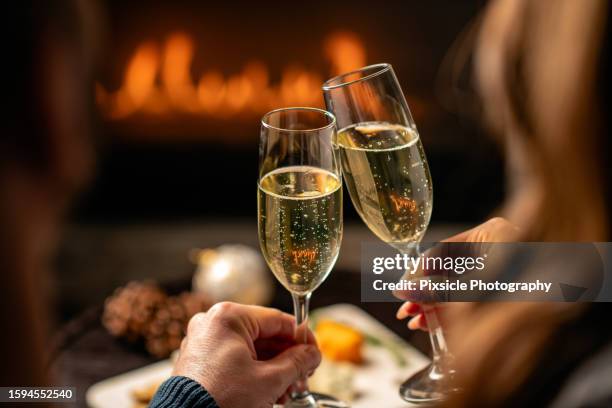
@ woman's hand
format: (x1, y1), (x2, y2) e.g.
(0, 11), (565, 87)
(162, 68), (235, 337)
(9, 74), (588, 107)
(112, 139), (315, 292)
(395, 217), (518, 331)
(173, 302), (321, 408)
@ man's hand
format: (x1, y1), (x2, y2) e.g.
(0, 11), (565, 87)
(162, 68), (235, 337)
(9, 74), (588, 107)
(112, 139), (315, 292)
(173, 302), (321, 408)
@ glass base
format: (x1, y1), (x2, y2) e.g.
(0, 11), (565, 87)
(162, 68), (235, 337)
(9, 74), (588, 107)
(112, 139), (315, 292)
(399, 363), (459, 404)
(274, 393), (350, 408)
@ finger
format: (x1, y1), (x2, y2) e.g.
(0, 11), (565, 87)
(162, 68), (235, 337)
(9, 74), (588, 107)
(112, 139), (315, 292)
(408, 314), (428, 331)
(255, 328), (318, 357)
(259, 344), (321, 392)
(255, 338), (295, 360)
(393, 287), (415, 301)
(243, 305), (317, 344)
(212, 303), (295, 341)
(440, 228), (477, 243)
(443, 217), (519, 243)
(210, 303), (319, 348)
(440, 219), (497, 243)
(393, 280), (441, 301)
(396, 302), (422, 319)
(408, 305), (449, 331)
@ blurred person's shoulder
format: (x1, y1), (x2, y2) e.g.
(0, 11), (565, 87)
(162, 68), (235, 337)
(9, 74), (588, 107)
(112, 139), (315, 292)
(550, 340), (612, 408)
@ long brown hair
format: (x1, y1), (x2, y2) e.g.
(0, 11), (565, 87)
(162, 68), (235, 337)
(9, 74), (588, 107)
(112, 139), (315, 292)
(445, 0), (610, 406)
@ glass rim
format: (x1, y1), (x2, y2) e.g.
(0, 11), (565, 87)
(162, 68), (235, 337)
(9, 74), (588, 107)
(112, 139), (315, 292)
(322, 63), (392, 91)
(261, 107), (337, 133)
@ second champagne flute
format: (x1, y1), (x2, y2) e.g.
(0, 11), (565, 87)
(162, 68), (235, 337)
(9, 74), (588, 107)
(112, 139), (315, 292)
(323, 64), (455, 403)
(257, 107), (348, 408)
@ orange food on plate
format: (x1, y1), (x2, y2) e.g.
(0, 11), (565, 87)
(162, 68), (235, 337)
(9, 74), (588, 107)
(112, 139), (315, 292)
(315, 319), (363, 364)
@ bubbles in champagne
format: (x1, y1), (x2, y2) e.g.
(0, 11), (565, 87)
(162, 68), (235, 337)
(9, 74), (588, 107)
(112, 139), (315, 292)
(258, 166), (342, 295)
(336, 122), (433, 246)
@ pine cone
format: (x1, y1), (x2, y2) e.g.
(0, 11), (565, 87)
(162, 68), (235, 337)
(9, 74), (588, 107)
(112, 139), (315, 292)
(102, 281), (167, 342)
(177, 292), (212, 318)
(143, 292), (211, 358)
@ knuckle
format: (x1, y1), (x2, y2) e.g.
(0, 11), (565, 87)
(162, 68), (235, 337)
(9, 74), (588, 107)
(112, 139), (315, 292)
(488, 217), (507, 228)
(484, 217), (519, 241)
(207, 302), (238, 325)
(187, 312), (207, 333)
(209, 301), (234, 315)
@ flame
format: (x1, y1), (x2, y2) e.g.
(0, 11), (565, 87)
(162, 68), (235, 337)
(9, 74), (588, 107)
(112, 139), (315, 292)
(97, 31), (366, 119)
(162, 33), (198, 111)
(325, 31), (367, 76)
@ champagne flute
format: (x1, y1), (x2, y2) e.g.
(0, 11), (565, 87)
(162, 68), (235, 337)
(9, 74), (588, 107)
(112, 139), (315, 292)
(323, 64), (455, 403)
(257, 107), (348, 408)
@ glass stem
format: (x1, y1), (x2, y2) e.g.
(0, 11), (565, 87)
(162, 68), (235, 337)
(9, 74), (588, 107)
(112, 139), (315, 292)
(422, 305), (448, 364)
(402, 244), (450, 366)
(291, 293), (312, 400)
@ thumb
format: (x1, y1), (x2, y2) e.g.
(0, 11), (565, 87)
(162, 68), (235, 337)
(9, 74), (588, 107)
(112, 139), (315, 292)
(259, 344), (321, 392)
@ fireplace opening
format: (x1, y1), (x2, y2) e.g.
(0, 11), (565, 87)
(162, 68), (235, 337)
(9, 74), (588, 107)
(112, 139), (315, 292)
(75, 0), (501, 223)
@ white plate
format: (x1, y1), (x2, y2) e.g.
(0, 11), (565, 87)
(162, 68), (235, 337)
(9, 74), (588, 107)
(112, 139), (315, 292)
(87, 359), (173, 408)
(310, 304), (429, 407)
(86, 304), (429, 407)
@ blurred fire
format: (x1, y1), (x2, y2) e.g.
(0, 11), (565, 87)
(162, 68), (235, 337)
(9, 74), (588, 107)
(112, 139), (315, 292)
(97, 31), (366, 120)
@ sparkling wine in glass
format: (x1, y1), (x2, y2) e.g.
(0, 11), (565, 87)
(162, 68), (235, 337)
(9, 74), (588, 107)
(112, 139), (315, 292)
(257, 107), (348, 408)
(323, 64), (456, 403)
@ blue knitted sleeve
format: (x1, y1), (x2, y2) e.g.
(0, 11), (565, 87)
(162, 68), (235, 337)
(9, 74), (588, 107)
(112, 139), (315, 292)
(148, 376), (219, 408)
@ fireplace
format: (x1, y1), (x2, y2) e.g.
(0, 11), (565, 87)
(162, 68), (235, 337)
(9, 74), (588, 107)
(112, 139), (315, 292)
(77, 0), (501, 223)
(96, 30), (368, 142)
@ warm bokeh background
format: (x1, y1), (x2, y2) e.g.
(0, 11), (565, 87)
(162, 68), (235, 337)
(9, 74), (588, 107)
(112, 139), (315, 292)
(56, 0), (502, 320)
(74, 0), (501, 223)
